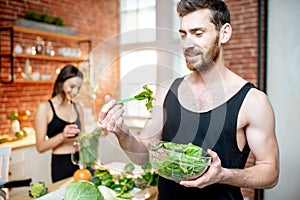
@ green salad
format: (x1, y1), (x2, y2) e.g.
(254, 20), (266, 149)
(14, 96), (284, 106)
(149, 142), (210, 181)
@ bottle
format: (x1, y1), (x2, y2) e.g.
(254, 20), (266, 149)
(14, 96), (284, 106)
(11, 119), (20, 134)
(36, 36), (45, 54)
(45, 41), (54, 56)
(24, 58), (32, 80)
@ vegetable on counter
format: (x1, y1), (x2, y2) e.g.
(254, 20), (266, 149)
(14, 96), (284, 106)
(28, 181), (47, 198)
(123, 162), (135, 174)
(73, 168), (92, 181)
(90, 169), (134, 199)
(64, 180), (104, 200)
(90, 162), (158, 199)
(29, 162), (158, 200)
(134, 162), (158, 189)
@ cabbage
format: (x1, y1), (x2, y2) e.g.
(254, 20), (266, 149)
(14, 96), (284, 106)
(64, 180), (104, 200)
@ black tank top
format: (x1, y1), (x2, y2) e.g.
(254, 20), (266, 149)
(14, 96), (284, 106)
(159, 77), (255, 200)
(47, 100), (81, 138)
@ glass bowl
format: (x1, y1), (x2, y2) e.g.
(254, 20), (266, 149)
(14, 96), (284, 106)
(148, 141), (211, 181)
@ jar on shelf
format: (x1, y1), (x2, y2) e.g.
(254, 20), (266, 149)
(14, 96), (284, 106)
(36, 36), (45, 54)
(14, 44), (23, 54)
(45, 41), (55, 56)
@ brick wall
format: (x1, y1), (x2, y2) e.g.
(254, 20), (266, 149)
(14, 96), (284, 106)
(226, 0), (261, 85)
(0, 0), (120, 134)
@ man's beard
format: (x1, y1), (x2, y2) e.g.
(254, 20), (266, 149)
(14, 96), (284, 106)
(185, 35), (220, 72)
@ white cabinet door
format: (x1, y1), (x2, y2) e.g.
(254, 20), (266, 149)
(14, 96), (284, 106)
(9, 146), (51, 197)
(26, 146), (51, 184)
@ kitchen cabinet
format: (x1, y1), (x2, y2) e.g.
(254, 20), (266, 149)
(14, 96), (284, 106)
(0, 25), (91, 83)
(9, 145), (51, 197)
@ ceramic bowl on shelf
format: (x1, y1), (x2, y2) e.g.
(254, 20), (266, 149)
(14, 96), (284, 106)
(148, 141), (211, 181)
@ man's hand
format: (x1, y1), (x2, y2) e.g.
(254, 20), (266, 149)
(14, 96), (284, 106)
(179, 149), (225, 188)
(98, 95), (125, 136)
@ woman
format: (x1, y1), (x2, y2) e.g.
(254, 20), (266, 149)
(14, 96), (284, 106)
(35, 64), (85, 182)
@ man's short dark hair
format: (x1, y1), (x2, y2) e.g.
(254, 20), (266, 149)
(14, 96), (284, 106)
(177, 0), (231, 31)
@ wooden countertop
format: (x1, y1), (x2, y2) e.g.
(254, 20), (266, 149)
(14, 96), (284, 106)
(11, 177), (158, 200)
(1, 135), (159, 199)
(0, 134), (36, 150)
(11, 177), (72, 200)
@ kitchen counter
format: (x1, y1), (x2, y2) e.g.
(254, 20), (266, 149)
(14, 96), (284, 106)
(10, 161), (159, 199)
(11, 176), (158, 200)
(11, 177), (72, 200)
(0, 134), (36, 150)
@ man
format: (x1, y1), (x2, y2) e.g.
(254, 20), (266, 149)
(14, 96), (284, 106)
(98, 0), (279, 199)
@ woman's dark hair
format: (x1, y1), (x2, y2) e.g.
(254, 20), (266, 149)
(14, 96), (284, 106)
(52, 64), (83, 100)
(177, 0), (230, 31)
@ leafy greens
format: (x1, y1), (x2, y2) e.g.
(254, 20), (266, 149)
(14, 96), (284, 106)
(90, 162), (158, 198)
(150, 142), (210, 181)
(103, 85), (155, 111)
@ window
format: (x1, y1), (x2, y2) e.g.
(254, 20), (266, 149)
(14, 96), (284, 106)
(119, 0), (189, 118)
(120, 50), (157, 117)
(120, 0), (156, 43)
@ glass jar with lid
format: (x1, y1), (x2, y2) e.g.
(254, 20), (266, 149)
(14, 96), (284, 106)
(36, 36), (45, 54)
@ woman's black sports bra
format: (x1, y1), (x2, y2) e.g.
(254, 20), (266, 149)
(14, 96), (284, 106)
(46, 100), (81, 138)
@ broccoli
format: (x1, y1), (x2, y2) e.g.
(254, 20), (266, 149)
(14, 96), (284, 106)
(28, 181), (47, 198)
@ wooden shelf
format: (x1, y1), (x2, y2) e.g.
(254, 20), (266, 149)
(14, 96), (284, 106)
(0, 25), (92, 83)
(4, 26), (91, 43)
(13, 53), (88, 62)
(13, 80), (53, 84)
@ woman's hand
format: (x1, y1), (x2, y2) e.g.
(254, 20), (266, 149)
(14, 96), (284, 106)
(179, 149), (225, 188)
(98, 95), (126, 136)
(61, 124), (80, 139)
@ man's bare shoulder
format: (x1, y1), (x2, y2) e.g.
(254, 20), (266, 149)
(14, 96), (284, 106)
(245, 87), (271, 107)
(241, 86), (275, 123)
